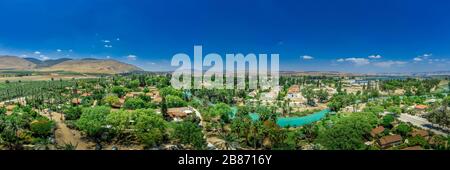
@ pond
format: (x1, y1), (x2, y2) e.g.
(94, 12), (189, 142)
(233, 107), (331, 128)
(276, 109), (331, 127)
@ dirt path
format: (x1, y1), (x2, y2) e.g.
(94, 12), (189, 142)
(40, 111), (94, 150)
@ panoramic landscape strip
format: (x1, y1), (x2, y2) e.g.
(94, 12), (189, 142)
(0, 0), (450, 162)
(0, 58), (448, 150)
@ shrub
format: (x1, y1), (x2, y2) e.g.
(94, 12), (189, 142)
(30, 119), (55, 137)
(0, 107), (6, 115)
(64, 106), (83, 120)
(124, 98), (146, 110)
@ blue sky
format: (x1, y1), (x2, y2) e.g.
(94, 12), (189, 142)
(1, 0), (450, 73)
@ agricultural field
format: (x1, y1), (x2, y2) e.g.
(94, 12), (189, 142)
(0, 70), (101, 83)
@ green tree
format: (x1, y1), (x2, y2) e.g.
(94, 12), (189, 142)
(63, 106), (83, 120)
(316, 112), (377, 150)
(106, 110), (133, 138)
(407, 136), (429, 148)
(30, 118), (55, 137)
(103, 94), (120, 106)
(111, 86), (126, 98)
(395, 123), (412, 137)
(160, 87), (182, 97)
(76, 106), (111, 139)
(316, 89), (329, 103)
(0, 112), (31, 149)
(302, 87), (316, 106)
(127, 79), (140, 89)
(171, 121), (206, 149)
(207, 103), (232, 123)
(0, 107), (6, 115)
(387, 106), (402, 115)
(134, 109), (167, 148)
(123, 98), (146, 110)
(381, 114), (395, 128)
(165, 95), (187, 108)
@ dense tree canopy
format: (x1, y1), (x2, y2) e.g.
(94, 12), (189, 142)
(316, 112), (378, 150)
(171, 121), (206, 149)
(76, 106), (111, 138)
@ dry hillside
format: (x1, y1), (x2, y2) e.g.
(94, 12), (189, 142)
(0, 55), (37, 70)
(40, 59), (143, 74)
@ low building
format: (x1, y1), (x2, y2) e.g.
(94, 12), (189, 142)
(411, 129), (429, 138)
(125, 92), (144, 98)
(415, 105), (428, 110)
(81, 92), (92, 97)
(289, 97), (306, 107)
(401, 146), (423, 150)
(146, 90), (162, 103)
(287, 85), (301, 98)
(370, 126), (385, 138)
(248, 90), (257, 98)
(111, 98), (125, 108)
(379, 135), (403, 148)
(71, 98), (82, 105)
(167, 107), (193, 120)
(6, 105), (16, 111)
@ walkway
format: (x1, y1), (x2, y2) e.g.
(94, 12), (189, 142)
(40, 111), (94, 149)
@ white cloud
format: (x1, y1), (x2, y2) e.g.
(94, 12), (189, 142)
(302, 55), (314, 60)
(20, 54), (28, 58)
(343, 57), (370, 66)
(106, 56), (111, 59)
(413, 53), (432, 62)
(337, 58), (345, 62)
(39, 55), (50, 61)
(104, 45), (113, 48)
(368, 55), (382, 59)
(102, 40), (111, 43)
(56, 49), (62, 52)
(373, 61), (407, 68)
(413, 57), (423, 61)
(126, 54), (137, 61)
(34, 51), (41, 55)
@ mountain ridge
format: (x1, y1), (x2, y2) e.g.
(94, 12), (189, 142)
(0, 55), (142, 74)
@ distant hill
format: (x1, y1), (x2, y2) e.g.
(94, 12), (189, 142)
(0, 55), (143, 74)
(280, 71), (363, 77)
(0, 55), (36, 70)
(24, 57), (72, 68)
(40, 59), (143, 74)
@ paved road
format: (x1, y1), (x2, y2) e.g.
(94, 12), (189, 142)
(398, 113), (449, 136)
